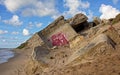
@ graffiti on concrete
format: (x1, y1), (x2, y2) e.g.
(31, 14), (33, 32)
(50, 33), (68, 46)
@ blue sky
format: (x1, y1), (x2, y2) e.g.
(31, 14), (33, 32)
(0, 0), (120, 48)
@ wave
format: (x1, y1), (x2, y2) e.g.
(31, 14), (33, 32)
(0, 48), (14, 64)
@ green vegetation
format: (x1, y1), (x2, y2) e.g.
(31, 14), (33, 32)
(17, 42), (28, 49)
(112, 13), (120, 24)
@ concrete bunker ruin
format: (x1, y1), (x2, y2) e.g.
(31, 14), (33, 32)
(38, 23), (77, 48)
(69, 13), (88, 32)
(72, 21), (89, 32)
(37, 13), (92, 48)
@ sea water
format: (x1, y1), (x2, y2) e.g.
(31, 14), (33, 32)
(0, 48), (14, 64)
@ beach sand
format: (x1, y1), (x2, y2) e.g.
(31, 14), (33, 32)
(0, 49), (31, 75)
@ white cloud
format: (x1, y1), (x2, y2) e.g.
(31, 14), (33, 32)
(0, 30), (8, 34)
(99, 4), (120, 19)
(26, 22), (43, 29)
(51, 14), (62, 19)
(79, 0), (90, 9)
(26, 22), (34, 29)
(11, 31), (19, 35)
(112, 0), (119, 4)
(51, 0), (90, 19)
(4, 0), (33, 12)
(87, 10), (94, 21)
(22, 28), (30, 36)
(3, 15), (23, 26)
(3, 0), (58, 17)
(63, 0), (90, 16)
(36, 22), (42, 28)
(3, 0), (90, 18)
(2, 39), (6, 42)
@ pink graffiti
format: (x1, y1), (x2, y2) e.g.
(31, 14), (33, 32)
(51, 33), (68, 46)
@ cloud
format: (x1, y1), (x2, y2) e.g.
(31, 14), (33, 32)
(99, 4), (120, 19)
(3, 15), (23, 26)
(4, 0), (32, 12)
(87, 10), (94, 21)
(51, 0), (90, 19)
(0, 36), (21, 40)
(22, 28), (30, 36)
(11, 31), (19, 35)
(0, 30), (8, 34)
(0, 36), (23, 48)
(51, 14), (62, 19)
(2, 39), (6, 42)
(3, 0), (90, 19)
(26, 22), (34, 29)
(26, 22), (43, 29)
(3, 0), (59, 17)
(36, 22), (43, 28)
(112, 0), (119, 4)
(22, 0), (59, 17)
(63, 0), (90, 16)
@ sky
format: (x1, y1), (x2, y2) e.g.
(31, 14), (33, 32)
(0, 0), (120, 48)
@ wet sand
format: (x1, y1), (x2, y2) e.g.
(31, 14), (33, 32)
(0, 49), (31, 75)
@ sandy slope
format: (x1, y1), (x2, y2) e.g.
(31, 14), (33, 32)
(0, 22), (120, 75)
(25, 22), (120, 75)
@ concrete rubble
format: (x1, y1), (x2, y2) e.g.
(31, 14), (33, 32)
(17, 13), (120, 75)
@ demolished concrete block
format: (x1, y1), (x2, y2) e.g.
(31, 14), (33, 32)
(38, 23), (77, 48)
(65, 34), (116, 65)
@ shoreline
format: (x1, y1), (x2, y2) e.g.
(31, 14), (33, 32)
(0, 48), (17, 65)
(0, 49), (30, 75)
(0, 51), (18, 65)
(0, 52), (19, 75)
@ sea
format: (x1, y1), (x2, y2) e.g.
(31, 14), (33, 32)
(0, 48), (14, 64)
